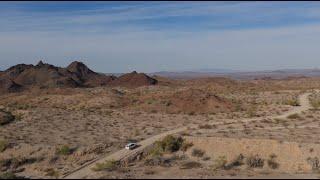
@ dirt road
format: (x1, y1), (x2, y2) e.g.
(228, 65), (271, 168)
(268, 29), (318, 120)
(63, 91), (312, 179)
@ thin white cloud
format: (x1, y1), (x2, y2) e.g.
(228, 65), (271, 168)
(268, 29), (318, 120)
(1, 2), (320, 72)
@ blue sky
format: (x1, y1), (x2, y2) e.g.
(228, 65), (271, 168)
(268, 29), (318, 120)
(1, 2), (320, 73)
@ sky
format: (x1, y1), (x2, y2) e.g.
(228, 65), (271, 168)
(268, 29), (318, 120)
(1, 1), (320, 73)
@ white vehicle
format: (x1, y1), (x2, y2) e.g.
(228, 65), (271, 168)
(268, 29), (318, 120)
(125, 143), (138, 150)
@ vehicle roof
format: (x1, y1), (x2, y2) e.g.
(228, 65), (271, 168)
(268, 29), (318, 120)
(126, 143), (137, 146)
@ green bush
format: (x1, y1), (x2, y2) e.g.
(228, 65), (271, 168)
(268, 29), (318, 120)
(284, 99), (300, 106)
(0, 110), (15, 126)
(246, 155), (264, 168)
(150, 135), (184, 156)
(211, 156), (227, 171)
(0, 140), (8, 152)
(0, 172), (21, 179)
(92, 160), (119, 172)
(56, 145), (72, 155)
(45, 168), (59, 178)
(191, 148), (205, 158)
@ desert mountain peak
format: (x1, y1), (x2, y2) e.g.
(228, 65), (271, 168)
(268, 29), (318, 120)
(36, 60), (45, 67)
(0, 61), (157, 93)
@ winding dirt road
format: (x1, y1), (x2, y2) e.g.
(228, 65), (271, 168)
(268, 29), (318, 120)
(63, 91), (312, 179)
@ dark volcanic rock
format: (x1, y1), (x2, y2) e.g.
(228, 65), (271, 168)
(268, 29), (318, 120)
(110, 71), (158, 87)
(0, 61), (157, 93)
(67, 61), (116, 87)
(4, 64), (33, 79)
(0, 110), (15, 126)
(0, 75), (22, 93)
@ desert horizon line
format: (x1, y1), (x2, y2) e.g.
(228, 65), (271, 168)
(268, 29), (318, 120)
(2, 60), (320, 75)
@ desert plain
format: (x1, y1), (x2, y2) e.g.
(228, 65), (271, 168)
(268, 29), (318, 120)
(1, 62), (320, 179)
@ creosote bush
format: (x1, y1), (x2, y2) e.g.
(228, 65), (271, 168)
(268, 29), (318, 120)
(0, 140), (8, 152)
(191, 148), (205, 158)
(246, 155), (264, 168)
(149, 135), (184, 157)
(267, 154), (279, 169)
(56, 145), (73, 155)
(92, 160), (119, 172)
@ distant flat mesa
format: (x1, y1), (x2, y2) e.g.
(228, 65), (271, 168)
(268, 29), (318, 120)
(0, 61), (157, 93)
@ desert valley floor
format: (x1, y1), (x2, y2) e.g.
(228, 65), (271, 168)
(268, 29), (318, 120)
(2, 62), (320, 179)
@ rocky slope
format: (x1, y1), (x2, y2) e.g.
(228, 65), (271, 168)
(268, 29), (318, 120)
(0, 61), (157, 93)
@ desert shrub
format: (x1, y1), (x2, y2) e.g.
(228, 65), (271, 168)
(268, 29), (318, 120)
(0, 140), (8, 152)
(0, 172), (24, 179)
(45, 168), (59, 178)
(198, 124), (215, 129)
(211, 156), (227, 171)
(56, 145), (73, 155)
(0, 157), (37, 170)
(310, 96), (320, 109)
(283, 99), (300, 106)
(92, 160), (119, 172)
(246, 155), (264, 168)
(267, 154), (279, 169)
(14, 113), (23, 121)
(307, 157), (320, 170)
(144, 156), (172, 167)
(287, 113), (301, 119)
(143, 169), (155, 175)
(0, 110), (15, 126)
(150, 135), (184, 156)
(180, 161), (202, 169)
(225, 154), (245, 169)
(201, 156), (210, 161)
(180, 142), (193, 153)
(191, 148), (205, 158)
(246, 106), (257, 118)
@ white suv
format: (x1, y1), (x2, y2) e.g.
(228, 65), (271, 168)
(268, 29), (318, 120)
(125, 143), (138, 150)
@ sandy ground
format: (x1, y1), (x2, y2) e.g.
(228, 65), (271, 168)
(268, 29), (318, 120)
(0, 78), (319, 179)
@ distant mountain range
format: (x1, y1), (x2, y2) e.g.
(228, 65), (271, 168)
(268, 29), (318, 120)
(149, 68), (320, 80)
(0, 61), (157, 93)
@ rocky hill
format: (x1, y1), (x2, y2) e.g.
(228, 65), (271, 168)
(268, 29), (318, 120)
(0, 61), (157, 93)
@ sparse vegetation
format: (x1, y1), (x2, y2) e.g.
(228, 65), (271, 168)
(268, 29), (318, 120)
(149, 135), (184, 157)
(180, 141), (193, 153)
(191, 148), (205, 158)
(92, 160), (119, 172)
(225, 154), (245, 169)
(180, 161), (202, 169)
(283, 99), (300, 106)
(198, 124), (216, 129)
(246, 155), (264, 168)
(0, 110), (15, 126)
(246, 105), (257, 118)
(45, 168), (59, 178)
(267, 154), (279, 169)
(307, 157), (320, 170)
(0, 172), (23, 179)
(287, 113), (301, 119)
(56, 145), (73, 155)
(0, 140), (8, 152)
(211, 156), (227, 171)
